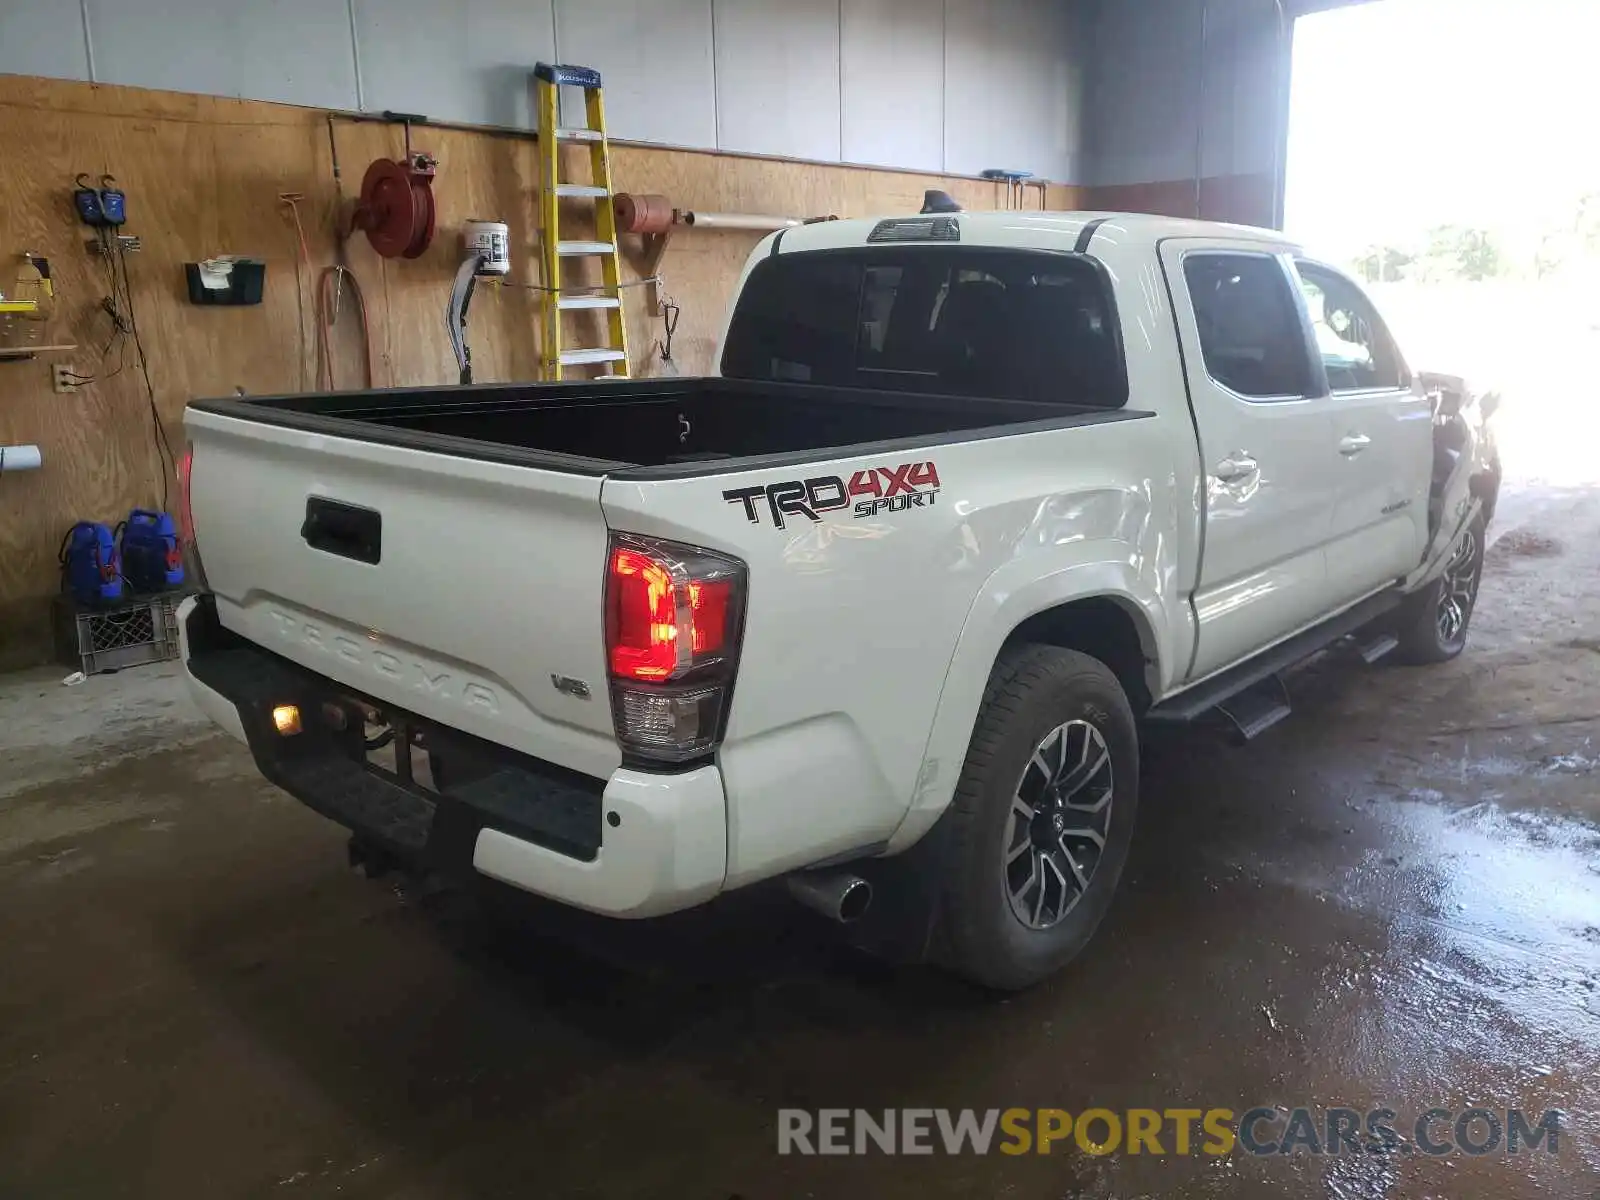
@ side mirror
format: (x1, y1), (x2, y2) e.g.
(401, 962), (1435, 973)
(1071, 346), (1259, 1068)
(1431, 387), (1465, 418)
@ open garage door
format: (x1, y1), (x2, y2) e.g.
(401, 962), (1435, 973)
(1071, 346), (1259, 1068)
(1285, 0), (1600, 514)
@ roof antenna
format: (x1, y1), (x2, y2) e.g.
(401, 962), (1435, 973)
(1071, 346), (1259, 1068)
(920, 189), (962, 214)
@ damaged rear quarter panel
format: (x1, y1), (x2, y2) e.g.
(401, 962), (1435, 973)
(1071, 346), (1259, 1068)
(600, 413), (1182, 885)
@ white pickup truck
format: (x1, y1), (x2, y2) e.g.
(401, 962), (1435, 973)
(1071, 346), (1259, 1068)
(178, 212), (1499, 989)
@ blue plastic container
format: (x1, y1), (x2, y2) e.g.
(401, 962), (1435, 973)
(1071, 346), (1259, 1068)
(60, 522), (123, 606)
(120, 509), (185, 593)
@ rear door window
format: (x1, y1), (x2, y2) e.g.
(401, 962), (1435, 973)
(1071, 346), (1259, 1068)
(721, 248), (1127, 407)
(1182, 253), (1316, 400)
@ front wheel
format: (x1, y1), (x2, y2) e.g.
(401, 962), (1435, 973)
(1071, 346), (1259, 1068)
(940, 645), (1140, 991)
(1394, 514), (1486, 665)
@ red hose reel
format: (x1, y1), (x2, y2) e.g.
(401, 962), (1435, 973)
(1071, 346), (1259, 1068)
(351, 152), (437, 259)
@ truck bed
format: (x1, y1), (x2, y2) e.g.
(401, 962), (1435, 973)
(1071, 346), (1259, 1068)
(190, 377), (1118, 477)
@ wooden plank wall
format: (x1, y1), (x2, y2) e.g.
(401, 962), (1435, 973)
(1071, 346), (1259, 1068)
(0, 75), (1080, 668)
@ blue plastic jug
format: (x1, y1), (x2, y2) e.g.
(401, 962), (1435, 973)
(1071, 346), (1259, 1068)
(120, 509), (184, 592)
(60, 522), (123, 606)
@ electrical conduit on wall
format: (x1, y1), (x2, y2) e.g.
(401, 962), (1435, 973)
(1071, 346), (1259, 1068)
(0, 445), (43, 474)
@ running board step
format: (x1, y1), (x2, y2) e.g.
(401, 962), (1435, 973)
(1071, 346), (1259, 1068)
(1146, 590), (1402, 725)
(554, 184), (610, 198)
(1214, 675), (1292, 742)
(554, 127), (604, 142)
(1354, 632), (1399, 664)
(556, 295), (621, 310)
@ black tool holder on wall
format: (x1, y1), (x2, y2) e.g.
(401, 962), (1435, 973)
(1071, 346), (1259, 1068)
(184, 259), (265, 306)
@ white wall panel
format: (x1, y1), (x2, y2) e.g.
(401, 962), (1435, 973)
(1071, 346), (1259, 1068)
(840, 0), (944, 171)
(0, 0), (90, 82)
(354, 0), (554, 128)
(944, 0), (1075, 182)
(554, 0), (716, 147)
(12, 0), (1088, 180)
(87, 0), (357, 110)
(714, 0), (841, 162)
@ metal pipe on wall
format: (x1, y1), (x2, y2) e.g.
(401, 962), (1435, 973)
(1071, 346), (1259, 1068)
(1194, 0), (1208, 219)
(679, 211), (803, 231)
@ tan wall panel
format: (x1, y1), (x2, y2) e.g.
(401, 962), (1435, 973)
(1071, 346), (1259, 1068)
(1084, 172), (1277, 229)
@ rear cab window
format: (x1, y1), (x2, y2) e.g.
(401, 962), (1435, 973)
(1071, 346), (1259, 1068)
(720, 247), (1128, 408)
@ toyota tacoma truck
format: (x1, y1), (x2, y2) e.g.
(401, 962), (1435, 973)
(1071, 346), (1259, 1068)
(177, 212), (1499, 990)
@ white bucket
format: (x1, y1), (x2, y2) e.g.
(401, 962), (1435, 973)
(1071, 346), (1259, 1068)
(463, 219), (511, 276)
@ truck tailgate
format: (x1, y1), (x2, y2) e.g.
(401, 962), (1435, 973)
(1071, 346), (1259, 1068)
(184, 408), (620, 780)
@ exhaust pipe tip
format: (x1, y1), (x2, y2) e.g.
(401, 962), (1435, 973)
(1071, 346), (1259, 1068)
(835, 877), (872, 923)
(787, 871), (873, 924)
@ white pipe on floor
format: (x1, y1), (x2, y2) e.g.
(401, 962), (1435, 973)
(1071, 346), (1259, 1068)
(680, 211), (803, 231)
(0, 444), (41, 473)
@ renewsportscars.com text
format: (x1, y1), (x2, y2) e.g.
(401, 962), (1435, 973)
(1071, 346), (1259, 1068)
(777, 1107), (1565, 1157)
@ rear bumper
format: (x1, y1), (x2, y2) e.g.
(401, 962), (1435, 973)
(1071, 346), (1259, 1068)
(177, 595), (726, 917)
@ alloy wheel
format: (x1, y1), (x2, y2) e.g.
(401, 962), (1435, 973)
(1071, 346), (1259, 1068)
(1003, 719), (1114, 930)
(1437, 527), (1480, 645)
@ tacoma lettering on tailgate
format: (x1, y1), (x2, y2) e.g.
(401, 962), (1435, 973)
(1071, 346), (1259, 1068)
(723, 461), (940, 530)
(267, 609), (501, 714)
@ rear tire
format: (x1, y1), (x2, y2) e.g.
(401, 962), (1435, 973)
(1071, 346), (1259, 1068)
(1394, 514), (1485, 665)
(941, 645), (1139, 991)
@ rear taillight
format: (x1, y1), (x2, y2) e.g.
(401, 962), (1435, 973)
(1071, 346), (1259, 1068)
(605, 533), (746, 763)
(177, 443), (210, 589)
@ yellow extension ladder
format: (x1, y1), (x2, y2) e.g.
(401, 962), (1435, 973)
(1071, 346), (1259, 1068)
(533, 62), (629, 380)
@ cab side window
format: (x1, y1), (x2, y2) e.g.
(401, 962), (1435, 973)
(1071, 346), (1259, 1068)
(1294, 262), (1407, 392)
(1183, 254), (1315, 400)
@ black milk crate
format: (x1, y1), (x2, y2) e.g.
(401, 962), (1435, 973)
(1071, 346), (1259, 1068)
(53, 594), (183, 676)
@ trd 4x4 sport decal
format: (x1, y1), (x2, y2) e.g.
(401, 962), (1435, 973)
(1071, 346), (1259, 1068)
(723, 462), (941, 530)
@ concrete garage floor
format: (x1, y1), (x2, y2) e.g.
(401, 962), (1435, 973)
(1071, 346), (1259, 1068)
(3, 492), (1598, 1200)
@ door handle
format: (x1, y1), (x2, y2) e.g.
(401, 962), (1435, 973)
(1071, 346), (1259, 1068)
(1214, 453), (1259, 482)
(1339, 434), (1372, 456)
(302, 497), (382, 564)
